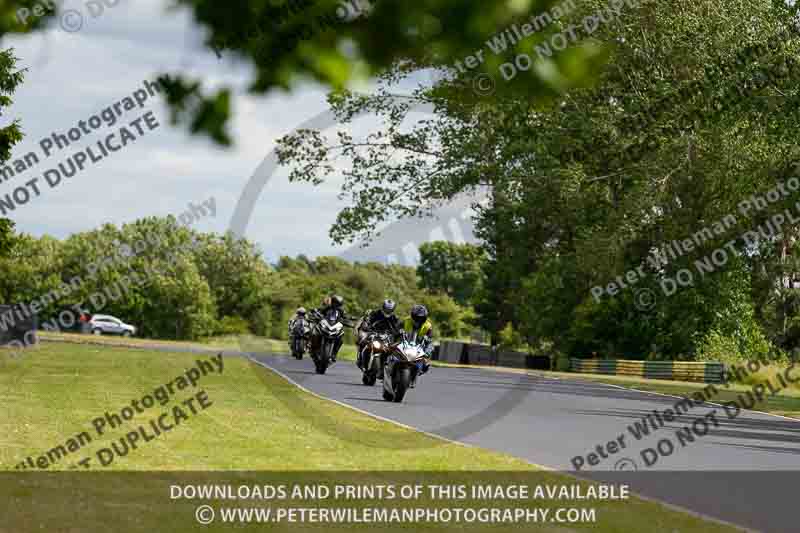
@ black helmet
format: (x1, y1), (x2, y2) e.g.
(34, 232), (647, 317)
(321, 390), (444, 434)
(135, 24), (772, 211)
(411, 304), (428, 325)
(331, 295), (344, 308)
(381, 299), (396, 317)
(297, 307), (306, 316)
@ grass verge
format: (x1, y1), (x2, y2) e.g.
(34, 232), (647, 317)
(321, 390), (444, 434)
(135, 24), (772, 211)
(33, 332), (800, 418)
(0, 341), (737, 532)
(37, 330), (230, 351)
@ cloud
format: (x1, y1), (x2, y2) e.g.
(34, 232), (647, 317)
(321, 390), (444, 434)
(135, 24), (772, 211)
(1, 0), (465, 264)
(0, 0), (357, 262)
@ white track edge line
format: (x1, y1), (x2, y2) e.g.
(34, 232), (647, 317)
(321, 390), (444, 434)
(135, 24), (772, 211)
(248, 355), (753, 533)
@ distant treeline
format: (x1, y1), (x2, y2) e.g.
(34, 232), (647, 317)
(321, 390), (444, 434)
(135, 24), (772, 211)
(0, 216), (477, 341)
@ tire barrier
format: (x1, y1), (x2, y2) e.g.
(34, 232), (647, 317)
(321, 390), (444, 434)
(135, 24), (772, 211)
(0, 304), (39, 349)
(438, 341), (551, 370)
(570, 358), (725, 384)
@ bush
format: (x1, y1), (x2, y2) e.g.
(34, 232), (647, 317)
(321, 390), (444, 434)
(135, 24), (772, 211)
(213, 316), (251, 336)
(250, 305), (273, 337)
(498, 323), (527, 351)
(694, 330), (740, 364)
(695, 322), (771, 365)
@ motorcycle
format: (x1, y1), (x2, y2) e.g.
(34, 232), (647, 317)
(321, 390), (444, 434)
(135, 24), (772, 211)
(289, 318), (311, 360)
(382, 333), (429, 403)
(358, 332), (391, 386)
(309, 309), (345, 375)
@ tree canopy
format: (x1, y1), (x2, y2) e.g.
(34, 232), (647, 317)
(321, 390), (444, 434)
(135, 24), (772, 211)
(1, 0), (607, 144)
(0, 218), (476, 341)
(275, 0), (800, 361)
(0, 47), (24, 258)
(417, 241), (486, 306)
(5, 0), (800, 362)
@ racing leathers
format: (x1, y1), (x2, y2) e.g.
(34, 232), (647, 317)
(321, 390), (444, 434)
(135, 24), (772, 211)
(404, 316), (433, 385)
(309, 304), (346, 361)
(356, 309), (401, 370)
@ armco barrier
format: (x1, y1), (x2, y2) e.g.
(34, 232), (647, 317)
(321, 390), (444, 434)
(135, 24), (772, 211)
(569, 358), (724, 384)
(468, 344), (494, 365)
(438, 341), (465, 363)
(496, 350), (526, 368)
(438, 341), (551, 370)
(526, 354), (551, 370)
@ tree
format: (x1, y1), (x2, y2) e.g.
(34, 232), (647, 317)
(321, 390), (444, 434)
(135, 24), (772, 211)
(0, 47), (25, 261)
(420, 292), (473, 339)
(417, 241), (486, 306)
(275, 0), (800, 359)
(0, 218), (16, 259)
(192, 231), (273, 330)
(1, 0), (606, 144)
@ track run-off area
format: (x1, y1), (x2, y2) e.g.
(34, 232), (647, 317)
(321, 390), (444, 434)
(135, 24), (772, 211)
(254, 353), (800, 533)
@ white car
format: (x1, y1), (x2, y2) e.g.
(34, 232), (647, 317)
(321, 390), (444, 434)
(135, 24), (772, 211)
(89, 314), (136, 337)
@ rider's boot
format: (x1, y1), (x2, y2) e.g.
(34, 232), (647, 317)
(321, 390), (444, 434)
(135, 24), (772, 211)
(356, 345), (365, 370)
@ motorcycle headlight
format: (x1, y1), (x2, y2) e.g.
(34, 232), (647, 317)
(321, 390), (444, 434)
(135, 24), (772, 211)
(404, 347), (422, 360)
(372, 340), (381, 349)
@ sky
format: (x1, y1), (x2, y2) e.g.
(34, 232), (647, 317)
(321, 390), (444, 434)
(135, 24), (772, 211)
(0, 0), (472, 264)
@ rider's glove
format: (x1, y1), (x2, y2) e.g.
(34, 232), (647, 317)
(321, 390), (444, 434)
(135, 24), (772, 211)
(417, 359), (430, 374)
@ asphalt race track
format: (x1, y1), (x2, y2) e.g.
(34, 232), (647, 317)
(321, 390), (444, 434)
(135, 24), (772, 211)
(254, 353), (800, 533)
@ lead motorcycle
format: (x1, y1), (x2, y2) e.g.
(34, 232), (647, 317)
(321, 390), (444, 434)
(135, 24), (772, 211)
(358, 331), (391, 386)
(309, 308), (345, 375)
(289, 317), (311, 360)
(382, 333), (429, 403)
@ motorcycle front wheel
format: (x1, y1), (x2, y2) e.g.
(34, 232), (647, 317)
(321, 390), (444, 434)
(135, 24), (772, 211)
(363, 356), (379, 386)
(392, 367), (412, 403)
(315, 342), (331, 374)
(293, 339), (304, 359)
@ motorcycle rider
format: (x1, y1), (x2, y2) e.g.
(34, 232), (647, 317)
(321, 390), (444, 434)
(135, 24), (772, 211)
(356, 299), (401, 369)
(404, 304), (433, 387)
(310, 295), (346, 362)
(288, 307), (308, 348)
(288, 307), (307, 333)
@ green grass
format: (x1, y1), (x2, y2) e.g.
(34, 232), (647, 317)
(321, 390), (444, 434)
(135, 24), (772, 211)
(2, 341), (516, 471)
(37, 331), (360, 361)
(37, 330), (232, 351)
(0, 342), (739, 532)
(36, 331), (800, 419)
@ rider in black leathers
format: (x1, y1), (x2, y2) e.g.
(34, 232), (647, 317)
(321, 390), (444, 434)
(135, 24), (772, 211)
(309, 294), (346, 361)
(356, 299), (402, 374)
